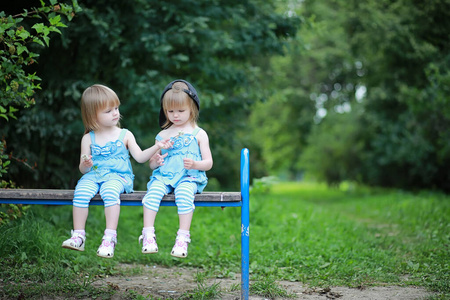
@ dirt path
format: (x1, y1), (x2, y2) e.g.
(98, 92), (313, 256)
(91, 264), (434, 299)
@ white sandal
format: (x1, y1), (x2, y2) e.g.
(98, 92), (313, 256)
(62, 230), (85, 251)
(97, 235), (117, 258)
(171, 234), (191, 258)
(139, 230), (158, 254)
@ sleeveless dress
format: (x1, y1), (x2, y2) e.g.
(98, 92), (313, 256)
(149, 127), (208, 192)
(78, 129), (134, 193)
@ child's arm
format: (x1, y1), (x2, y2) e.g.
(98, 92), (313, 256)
(126, 131), (172, 163)
(79, 134), (93, 174)
(183, 129), (213, 171)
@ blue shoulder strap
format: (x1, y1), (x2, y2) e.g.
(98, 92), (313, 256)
(118, 129), (127, 141)
(89, 131), (95, 144)
(192, 127), (200, 136)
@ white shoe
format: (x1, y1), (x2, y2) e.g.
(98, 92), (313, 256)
(170, 233), (190, 258)
(139, 230), (158, 254)
(62, 230), (85, 252)
(97, 235), (117, 258)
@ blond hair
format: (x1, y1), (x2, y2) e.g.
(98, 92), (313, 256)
(81, 84), (121, 134)
(161, 81), (199, 129)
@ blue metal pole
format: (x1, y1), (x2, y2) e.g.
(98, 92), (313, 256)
(240, 148), (250, 300)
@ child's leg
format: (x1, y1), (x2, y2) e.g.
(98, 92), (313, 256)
(171, 181), (197, 258)
(100, 179), (124, 230)
(174, 181), (197, 229)
(97, 180), (124, 258)
(62, 179), (99, 251)
(178, 211), (194, 231)
(72, 179), (99, 229)
(142, 179), (169, 226)
(104, 205), (120, 230)
(73, 206), (89, 230)
(140, 179), (170, 253)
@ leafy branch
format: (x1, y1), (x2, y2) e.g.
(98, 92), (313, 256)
(0, 0), (81, 178)
(0, 0), (81, 120)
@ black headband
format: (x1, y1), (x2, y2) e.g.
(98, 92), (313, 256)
(158, 79), (200, 129)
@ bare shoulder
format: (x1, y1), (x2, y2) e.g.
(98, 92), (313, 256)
(125, 130), (136, 140)
(196, 128), (209, 142)
(123, 130), (137, 148)
(81, 133), (91, 143)
(157, 129), (172, 140)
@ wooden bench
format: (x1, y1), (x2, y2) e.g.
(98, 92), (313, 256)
(0, 148), (250, 300)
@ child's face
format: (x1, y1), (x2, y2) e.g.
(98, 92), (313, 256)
(166, 104), (191, 127)
(96, 105), (120, 128)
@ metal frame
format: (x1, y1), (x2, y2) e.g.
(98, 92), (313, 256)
(240, 148), (250, 299)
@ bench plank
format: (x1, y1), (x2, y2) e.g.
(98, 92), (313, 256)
(0, 189), (241, 202)
(0, 190), (242, 207)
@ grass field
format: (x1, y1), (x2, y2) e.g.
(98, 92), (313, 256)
(0, 181), (449, 299)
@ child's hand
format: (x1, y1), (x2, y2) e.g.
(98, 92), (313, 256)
(81, 154), (93, 168)
(156, 138), (173, 150)
(183, 158), (195, 170)
(155, 153), (168, 166)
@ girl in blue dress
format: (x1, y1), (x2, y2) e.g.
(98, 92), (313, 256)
(62, 84), (171, 258)
(140, 80), (213, 258)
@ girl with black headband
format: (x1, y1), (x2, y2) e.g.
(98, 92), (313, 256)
(139, 80), (213, 258)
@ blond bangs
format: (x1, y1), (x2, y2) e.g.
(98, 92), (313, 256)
(162, 89), (189, 111)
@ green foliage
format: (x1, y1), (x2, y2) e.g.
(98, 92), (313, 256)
(3, 0), (300, 190)
(247, 0), (358, 179)
(347, 0), (450, 191)
(0, 138), (10, 177)
(180, 273), (223, 300)
(0, 150), (28, 227)
(0, 0), (80, 179)
(258, 0), (450, 191)
(248, 87), (313, 176)
(0, 1), (80, 117)
(299, 110), (365, 186)
(0, 203), (29, 226)
(250, 175), (278, 194)
(250, 277), (295, 298)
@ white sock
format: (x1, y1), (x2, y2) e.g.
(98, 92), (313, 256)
(73, 229), (85, 236)
(143, 226), (155, 234)
(104, 229), (117, 238)
(178, 229), (190, 237)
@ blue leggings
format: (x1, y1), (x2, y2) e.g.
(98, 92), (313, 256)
(73, 179), (124, 208)
(142, 179), (197, 214)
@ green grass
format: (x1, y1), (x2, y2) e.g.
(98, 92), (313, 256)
(0, 181), (449, 299)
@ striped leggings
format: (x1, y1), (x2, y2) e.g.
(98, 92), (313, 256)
(142, 179), (197, 214)
(73, 179), (124, 208)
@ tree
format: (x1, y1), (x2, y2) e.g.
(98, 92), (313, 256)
(249, 0), (450, 192)
(0, 0), (80, 181)
(346, 0), (450, 191)
(299, 109), (365, 186)
(247, 0), (358, 179)
(3, 0), (300, 190)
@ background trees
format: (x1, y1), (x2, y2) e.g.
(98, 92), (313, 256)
(2, 0), (299, 190)
(2, 0), (449, 192)
(346, 0), (450, 191)
(248, 0), (450, 192)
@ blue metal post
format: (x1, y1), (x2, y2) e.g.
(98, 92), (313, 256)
(240, 148), (250, 300)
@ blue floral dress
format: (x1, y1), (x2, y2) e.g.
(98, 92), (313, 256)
(148, 127), (208, 192)
(78, 129), (134, 193)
